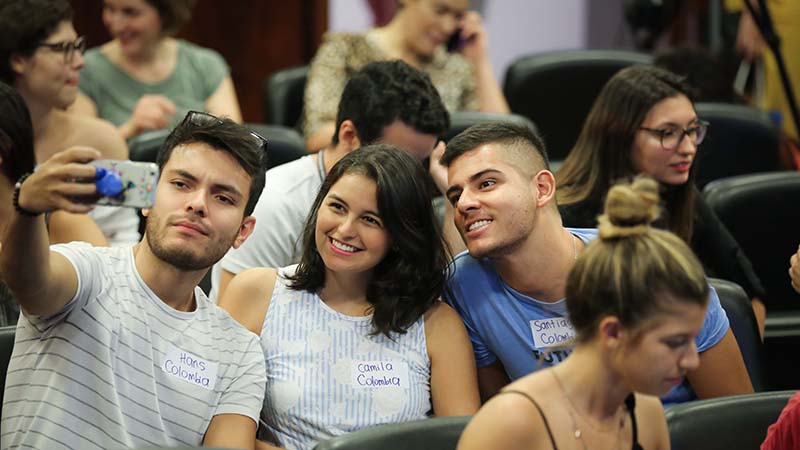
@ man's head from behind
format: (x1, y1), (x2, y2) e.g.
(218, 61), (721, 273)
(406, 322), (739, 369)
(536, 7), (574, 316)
(145, 112), (268, 271)
(332, 60), (449, 160)
(442, 121), (553, 258)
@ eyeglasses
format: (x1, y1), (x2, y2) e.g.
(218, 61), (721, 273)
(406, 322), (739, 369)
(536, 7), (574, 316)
(638, 120), (709, 151)
(37, 36), (86, 64)
(182, 111), (268, 153)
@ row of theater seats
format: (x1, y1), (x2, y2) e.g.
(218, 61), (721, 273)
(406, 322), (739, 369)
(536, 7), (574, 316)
(0, 313), (788, 450)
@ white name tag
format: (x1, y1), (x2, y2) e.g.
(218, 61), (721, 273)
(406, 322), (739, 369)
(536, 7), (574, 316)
(162, 344), (219, 391)
(530, 317), (576, 349)
(352, 360), (409, 389)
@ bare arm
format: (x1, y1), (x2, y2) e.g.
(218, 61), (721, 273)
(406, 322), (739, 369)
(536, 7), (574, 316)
(687, 329), (754, 398)
(48, 211), (108, 246)
(1, 147), (101, 316)
(217, 267), (236, 300)
(457, 12), (509, 113)
(426, 302), (480, 415)
(634, 393), (671, 450)
(203, 413), (257, 449)
(305, 123), (335, 153)
(205, 76), (243, 123)
(476, 361), (511, 403)
(218, 268), (278, 335)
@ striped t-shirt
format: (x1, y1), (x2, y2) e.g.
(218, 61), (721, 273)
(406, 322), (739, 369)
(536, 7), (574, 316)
(1, 243), (266, 449)
(260, 266), (432, 450)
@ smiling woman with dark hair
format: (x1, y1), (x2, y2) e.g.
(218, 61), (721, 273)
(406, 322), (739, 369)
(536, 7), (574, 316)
(220, 144), (479, 450)
(556, 64), (767, 335)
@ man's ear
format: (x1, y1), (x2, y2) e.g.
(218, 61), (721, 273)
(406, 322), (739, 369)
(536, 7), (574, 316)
(337, 120), (362, 153)
(232, 216), (256, 249)
(532, 169), (557, 208)
(598, 315), (624, 351)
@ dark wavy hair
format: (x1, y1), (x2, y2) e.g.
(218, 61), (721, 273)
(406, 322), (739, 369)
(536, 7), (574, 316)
(0, 82), (35, 182)
(0, 0), (73, 84)
(287, 144), (451, 338)
(556, 65), (697, 242)
(159, 112), (268, 217)
(332, 60), (450, 146)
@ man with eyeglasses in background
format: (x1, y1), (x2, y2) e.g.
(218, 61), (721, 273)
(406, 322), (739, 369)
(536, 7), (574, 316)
(1, 111), (270, 449)
(0, 0), (140, 247)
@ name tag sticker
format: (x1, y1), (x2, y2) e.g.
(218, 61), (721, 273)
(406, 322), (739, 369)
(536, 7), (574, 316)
(162, 344), (219, 391)
(352, 360), (409, 389)
(530, 317), (576, 349)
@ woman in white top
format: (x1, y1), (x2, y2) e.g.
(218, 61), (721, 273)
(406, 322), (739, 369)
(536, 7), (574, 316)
(220, 144), (479, 450)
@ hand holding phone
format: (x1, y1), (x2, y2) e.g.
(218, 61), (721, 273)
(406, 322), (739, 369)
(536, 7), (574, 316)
(90, 160), (158, 209)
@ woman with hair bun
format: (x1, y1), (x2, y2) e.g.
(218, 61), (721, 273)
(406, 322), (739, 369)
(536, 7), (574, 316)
(458, 177), (708, 450)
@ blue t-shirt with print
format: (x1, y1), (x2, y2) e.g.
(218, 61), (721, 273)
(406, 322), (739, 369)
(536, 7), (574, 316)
(443, 228), (730, 406)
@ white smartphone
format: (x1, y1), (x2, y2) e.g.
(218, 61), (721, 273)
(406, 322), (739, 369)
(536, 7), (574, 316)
(90, 160), (159, 208)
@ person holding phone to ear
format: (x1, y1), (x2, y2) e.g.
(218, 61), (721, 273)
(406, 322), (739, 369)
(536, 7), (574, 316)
(302, 0), (509, 151)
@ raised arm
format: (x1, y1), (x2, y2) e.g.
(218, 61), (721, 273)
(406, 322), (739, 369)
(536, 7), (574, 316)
(1, 147), (101, 316)
(457, 11), (509, 113)
(425, 302), (480, 415)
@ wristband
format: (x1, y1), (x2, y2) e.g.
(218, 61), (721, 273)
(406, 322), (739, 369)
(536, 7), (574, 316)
(12, 173), (42, 217)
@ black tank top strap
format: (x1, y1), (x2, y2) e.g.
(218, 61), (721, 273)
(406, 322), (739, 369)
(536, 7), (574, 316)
(625, 393), (645, 450)
(499, 389), (559, 450)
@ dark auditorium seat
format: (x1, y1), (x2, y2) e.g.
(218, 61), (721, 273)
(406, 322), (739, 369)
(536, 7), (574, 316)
(693, 102), (781, 190)
(703, 172), (800, 312)
(129, 129), (171, 163)
(0, 325), (16, 413)
(667, 390), (795, 450)
(503, 50), (651, 161)
(264, 65), (309, 128)
(244, 123), (307, 169)
(708, 278), (766, 391)
(444, 111), (538, 143)
(704, 172), (800, 390)
(312, 416), (471, 450)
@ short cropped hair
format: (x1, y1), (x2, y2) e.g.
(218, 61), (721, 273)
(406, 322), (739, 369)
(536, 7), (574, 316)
(442, 121), (549, 175)
(158, 112), (268, 217)
(145, 0), (196, 36)
(333, 60), (449, 145)
(0, 82), (35, 182)
(0, 0), (73, 84)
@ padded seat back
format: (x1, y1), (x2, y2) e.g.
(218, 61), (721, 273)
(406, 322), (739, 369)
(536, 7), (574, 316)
(264, 66), (310, 128)
(694, 103), (781, 190)
(704, 172), (800, 311)
(312, 416), (471, 450)
(667, 390), (795, 450)
(503, 50), (651, 161)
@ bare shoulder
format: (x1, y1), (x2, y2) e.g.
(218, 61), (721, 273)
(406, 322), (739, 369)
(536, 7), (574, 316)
(633, 393), (670, 450)
(424, 300), (462, 327)
(458, 389), (546, 450)
(218, 267), (279, 335)
(64, 113), (128, 159)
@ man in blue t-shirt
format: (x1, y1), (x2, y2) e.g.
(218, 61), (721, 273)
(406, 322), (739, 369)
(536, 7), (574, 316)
(440, 122), (753, 406)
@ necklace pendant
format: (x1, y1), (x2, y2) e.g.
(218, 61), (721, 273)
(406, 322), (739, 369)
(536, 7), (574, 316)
(574, 429), (581, 439)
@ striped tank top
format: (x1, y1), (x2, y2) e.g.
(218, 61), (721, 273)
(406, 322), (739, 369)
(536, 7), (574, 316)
(260, 265), (432, 449)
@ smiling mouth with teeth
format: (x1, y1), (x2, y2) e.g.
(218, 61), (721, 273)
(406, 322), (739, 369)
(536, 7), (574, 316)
(331, 238), (360, 253)
(468, 220), (492, 232)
